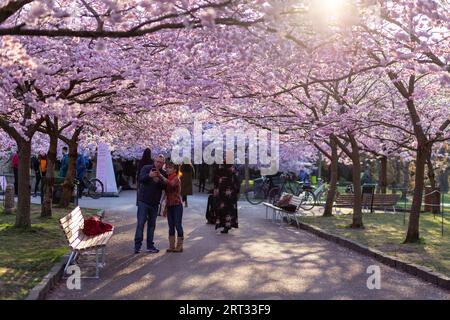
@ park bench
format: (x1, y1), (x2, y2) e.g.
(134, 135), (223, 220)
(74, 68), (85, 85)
(334, 193), (400, 214)
(59, 206), (114, 278)
(263, 192), (307, 228)
(363, 194), (400, 213)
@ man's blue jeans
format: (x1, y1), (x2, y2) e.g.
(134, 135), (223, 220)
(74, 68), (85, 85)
(134, 201), (159, 250)
(167, 204), (183, 237)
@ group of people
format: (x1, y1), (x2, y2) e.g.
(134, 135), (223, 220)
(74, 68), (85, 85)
(7, 151), (49, 197)
(133, 148), (241, 254)
(31, 152), (48, 197)
(10, 146), (91, 199)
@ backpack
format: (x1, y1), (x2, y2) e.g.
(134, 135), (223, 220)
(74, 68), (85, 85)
(40, 159), (47, 173)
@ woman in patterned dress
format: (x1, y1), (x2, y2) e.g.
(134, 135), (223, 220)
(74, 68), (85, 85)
(213, 164), (240, 233)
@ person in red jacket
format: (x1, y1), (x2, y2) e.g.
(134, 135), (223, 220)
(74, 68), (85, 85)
(159, 161), (184, 253)
(12, 153), (19, 195)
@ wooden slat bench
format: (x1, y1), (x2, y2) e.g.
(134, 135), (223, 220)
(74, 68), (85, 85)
(334, 193), (400, 214)
(59, 206), (114, 278)
(363, 194), (400, 213)
(263, 192), (308, 228)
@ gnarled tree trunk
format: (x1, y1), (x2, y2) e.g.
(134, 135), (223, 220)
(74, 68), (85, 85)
(41, 132), (57, 217)
(378, 155), (387, 194)
(401, 160), (410, 201)
(425, 155), (440, 214)
(405, 144), (429, 243)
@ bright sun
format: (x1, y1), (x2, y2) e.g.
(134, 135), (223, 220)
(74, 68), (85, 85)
(310, 0), (350, 23)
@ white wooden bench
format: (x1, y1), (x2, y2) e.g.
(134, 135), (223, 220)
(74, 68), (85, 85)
(263, 192), (308, 228)
(59, 206), (114, 278)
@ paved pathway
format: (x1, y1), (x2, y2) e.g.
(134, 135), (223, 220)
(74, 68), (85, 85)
(47, 191), (449, 300)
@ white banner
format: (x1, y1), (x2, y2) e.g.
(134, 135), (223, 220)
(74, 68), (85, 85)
(96, 143), (118, 193)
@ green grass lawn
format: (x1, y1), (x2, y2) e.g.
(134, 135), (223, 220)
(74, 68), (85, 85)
(391, 192), (450, 211)
(0, 204), (101, 300)
(297, 211), (450, 276)
(334, 186), (450, 211)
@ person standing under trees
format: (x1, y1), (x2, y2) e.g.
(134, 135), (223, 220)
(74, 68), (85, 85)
(160, 161), (184, 253)
(123, 159), (136, 187)
(180, 162), (194, 207)
(38, 152), (47, 200)
(76, 152), (88, 198)
(361, 167), (373, 185)
(198, 163), (208, 193)
(11, 152), (18, 195)
(213, 163), (240, 234)
(113, 158), (123, 186)
(59, 146), (69, 178)
(134, 154), (167, 254)
(136, 148), (153, 206)
(31, 155), (41, 197)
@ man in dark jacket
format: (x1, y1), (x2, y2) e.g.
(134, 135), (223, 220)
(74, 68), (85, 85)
(31, 155), (41, 197)
(134, 154), (167, 254)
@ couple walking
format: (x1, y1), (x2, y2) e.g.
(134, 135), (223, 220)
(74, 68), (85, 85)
(134, 154), (184, 254)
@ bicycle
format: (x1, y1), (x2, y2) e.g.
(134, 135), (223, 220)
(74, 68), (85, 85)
(75, 176), (104, 199)
(267, 172), (301, 202)
(312, 181), (329, 205)
(244, 176), (275, 205)
(269, 173), (316, 210)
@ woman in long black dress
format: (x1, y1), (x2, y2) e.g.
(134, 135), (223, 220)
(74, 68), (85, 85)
(213, 164), (240, 233)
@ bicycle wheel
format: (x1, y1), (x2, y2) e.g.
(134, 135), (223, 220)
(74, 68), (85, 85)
(299, 190), (315, 210)
(245, 186), (266, 205)
(317, 190), (329, 205)
(87, 179), (104, 199)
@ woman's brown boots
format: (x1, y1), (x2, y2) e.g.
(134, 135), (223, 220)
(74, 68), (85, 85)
(167, 236), (176, 252)
(173, 237), (184, 252)
(167, 236), (183, 252)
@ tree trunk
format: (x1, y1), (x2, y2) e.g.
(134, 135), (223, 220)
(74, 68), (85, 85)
(59, 141), (77, 207)
(323, 137), (338, 217)
(439, 164), (449, 193)
(405, 144), (429, 243)
(426, 155), (440, 214)
(378, 156), (387, 194)
(426, 156), (437, 190)
(349, 135), (363, 228)
(41, 133), (57, 217)
(15, 140), (32, 228)
(392, 159), (401, 194)
(401, 161), (410, 201)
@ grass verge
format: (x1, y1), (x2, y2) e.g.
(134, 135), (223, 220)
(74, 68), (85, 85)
(297, 211), (450, 276)
(0, 204), (101, 299)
